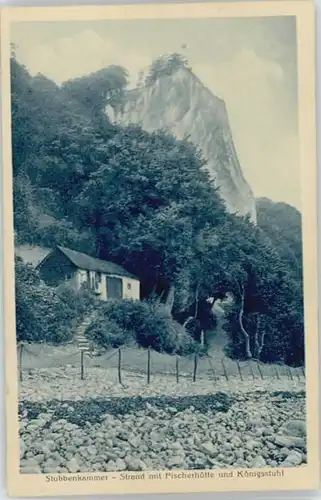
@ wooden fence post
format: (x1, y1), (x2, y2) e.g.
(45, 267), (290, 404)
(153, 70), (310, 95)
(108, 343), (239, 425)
(207, 356), (217, 383)
(236, 360), (243, 381)
(256, 361), (264, 380)
(274, 365), (280, 380)
(147, 347), (151, 384)
(193, 352), (198, 382)
(287, 366), (293, 381)
(249, 362), (255, 380)
(80, 350), (84, 380)
(176, 355), (179, 383)
(118, 348), (122, 384)
(221, 358), (229, 381)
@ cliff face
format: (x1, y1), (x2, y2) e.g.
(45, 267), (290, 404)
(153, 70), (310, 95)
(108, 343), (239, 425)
(114, 66), (256, 223)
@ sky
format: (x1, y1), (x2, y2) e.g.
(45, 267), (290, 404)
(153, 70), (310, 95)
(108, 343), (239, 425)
(12, 16), (300, 209)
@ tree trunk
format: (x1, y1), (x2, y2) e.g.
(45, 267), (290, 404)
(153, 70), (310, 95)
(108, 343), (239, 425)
(95, 237), (101, 259)
(258, 329), (267, 359)
(194, 283), (200, 319)
(94, 211), (103, 258)
(254, 313), (261, 359)
(150, 268), (160, 297)
(254, 313), (266, 360)
(238, 284), (252, 359)
(183, 316), (193, 328)
(165, 284), (175, 313)
(153, 290), (164, 310)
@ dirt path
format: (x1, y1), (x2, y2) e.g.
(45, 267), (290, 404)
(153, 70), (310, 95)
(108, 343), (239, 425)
(206, 299), (230, 358)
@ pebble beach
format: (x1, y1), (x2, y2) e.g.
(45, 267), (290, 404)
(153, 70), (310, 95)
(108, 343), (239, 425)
(19, 366), (307, 474)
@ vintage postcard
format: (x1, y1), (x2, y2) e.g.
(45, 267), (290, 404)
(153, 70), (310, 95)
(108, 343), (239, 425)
(1, 0), (319, 497)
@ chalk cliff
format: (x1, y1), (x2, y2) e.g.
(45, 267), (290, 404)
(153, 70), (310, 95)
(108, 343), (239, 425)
(113, 66), (256, 222)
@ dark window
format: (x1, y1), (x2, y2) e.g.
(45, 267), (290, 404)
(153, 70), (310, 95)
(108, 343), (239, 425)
(95, 272), (102, 291)
(106, 277), (123, 299)
(127, 283), (132, 290)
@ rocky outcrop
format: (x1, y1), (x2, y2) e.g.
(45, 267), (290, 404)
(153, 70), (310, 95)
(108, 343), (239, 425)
(115, 66), (256, 223)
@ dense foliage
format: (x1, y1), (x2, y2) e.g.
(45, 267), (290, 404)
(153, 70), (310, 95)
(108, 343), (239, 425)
(256, 198), (303, 282)
(15, 256), (95, 344)
(12, 55), (305, 365)
(144, 53), (189, 86)
(86, 299), (198, 354)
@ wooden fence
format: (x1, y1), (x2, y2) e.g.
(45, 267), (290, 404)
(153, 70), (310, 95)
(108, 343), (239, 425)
(18, 342), (306, 385)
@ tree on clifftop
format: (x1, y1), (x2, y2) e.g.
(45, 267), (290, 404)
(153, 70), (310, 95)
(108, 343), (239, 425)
(145, 53), (189, 85)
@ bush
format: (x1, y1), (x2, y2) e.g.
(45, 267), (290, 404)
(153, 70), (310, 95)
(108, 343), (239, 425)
(85, 298), (198, 354)
(86, 317), (136, 349)
(15, 257), (99, 345)
(55, 282), (98, 325)
(15, 257), (74, 344)
(145, 53), (189, 86)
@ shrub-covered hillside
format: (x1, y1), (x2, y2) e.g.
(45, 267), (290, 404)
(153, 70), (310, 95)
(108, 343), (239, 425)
(12, 53), (305, 365)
